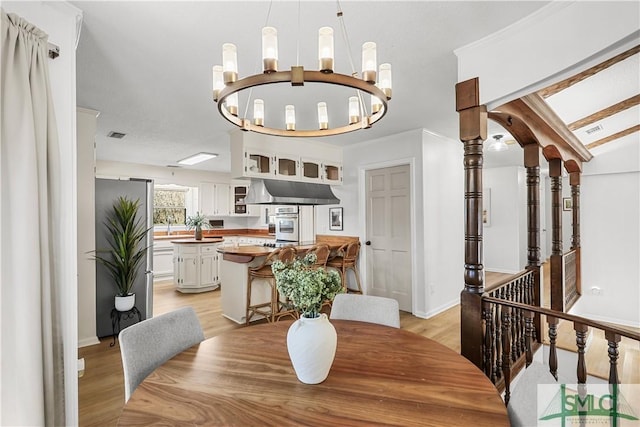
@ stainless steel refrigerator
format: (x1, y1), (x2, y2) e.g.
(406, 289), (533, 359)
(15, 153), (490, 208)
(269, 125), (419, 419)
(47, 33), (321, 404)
(95, 178), (154, 338)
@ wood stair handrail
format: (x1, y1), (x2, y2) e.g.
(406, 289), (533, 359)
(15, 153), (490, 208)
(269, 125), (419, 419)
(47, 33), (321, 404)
(482, 296), (640, 341)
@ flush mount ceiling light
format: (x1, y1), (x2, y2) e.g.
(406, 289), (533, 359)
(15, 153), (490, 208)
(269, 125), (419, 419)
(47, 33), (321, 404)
(488, 134), (509, 152)
(177, 152), (218, 165)
(212, 1), (392, 138)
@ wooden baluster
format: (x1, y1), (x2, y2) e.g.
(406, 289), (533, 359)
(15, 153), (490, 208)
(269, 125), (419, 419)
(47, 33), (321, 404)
(519, 279), (526, 355)
(495, 305), (502, 380)
(524, 310), (534, 367)
(513, 282), (520, 358)
(605, 330), (621, 386)
(548, 316), (559, 380)
(482, 301), (493, 381)
(502, 306), (512, 405)
(574, 322), (588, 384)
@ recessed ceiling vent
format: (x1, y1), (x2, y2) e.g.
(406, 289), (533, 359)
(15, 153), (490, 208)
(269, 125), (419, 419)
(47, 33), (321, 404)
(107, 131), (126, 139)
(584, 124), (603, 135)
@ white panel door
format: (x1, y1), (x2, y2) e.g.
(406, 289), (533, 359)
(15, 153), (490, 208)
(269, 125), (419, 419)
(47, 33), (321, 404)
(365, 164), (412, 311)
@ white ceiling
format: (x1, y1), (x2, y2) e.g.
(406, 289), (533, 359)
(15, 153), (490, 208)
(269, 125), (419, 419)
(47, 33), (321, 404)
(74, 1), (551, 172)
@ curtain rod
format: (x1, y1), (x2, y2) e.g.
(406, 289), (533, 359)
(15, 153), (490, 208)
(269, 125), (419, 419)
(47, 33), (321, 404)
(48, 42), (59, 59)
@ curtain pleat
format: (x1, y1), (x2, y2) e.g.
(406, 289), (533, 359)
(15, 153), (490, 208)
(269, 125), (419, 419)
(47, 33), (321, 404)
(1, 9), (65, 426)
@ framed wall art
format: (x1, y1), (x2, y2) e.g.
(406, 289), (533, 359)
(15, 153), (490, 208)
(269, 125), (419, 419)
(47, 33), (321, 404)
(329, 207), (343, 231)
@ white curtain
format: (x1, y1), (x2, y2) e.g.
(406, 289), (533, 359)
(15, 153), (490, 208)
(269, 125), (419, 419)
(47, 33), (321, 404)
(1, 9), (65, 426)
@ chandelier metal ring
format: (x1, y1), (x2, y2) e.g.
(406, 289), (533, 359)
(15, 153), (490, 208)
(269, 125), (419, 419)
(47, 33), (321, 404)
(215, 67), (390, 138)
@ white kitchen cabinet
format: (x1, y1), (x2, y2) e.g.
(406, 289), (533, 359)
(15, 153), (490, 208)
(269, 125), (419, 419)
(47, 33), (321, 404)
(322, 162), (343, 184)
(230, 184), (260, 217)
(153, 239), (174, 281)
(275, 154), (300, 180)
(199, 182), (230, 216)
(230, 130), (342, 184)
(173, 242), (220, 293)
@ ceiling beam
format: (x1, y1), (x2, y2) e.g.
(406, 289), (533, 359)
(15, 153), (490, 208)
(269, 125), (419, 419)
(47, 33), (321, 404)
(567, 94), (640, 131)
(537, 45), (640, 99)
(585, 124), (640, 150)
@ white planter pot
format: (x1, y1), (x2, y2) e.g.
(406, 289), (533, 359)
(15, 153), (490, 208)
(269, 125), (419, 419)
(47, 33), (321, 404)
(286, 313), (337, 384)
(115, 294), (135, 312)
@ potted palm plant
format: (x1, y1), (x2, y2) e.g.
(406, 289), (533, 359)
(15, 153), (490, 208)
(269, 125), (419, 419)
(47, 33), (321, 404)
(92, 196), (150, 311)
(185, 211), (210, 240)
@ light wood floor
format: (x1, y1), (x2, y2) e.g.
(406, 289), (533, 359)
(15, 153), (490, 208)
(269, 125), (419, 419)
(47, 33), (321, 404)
(78, 281), (462, 427)
(78, 271), (638, 426)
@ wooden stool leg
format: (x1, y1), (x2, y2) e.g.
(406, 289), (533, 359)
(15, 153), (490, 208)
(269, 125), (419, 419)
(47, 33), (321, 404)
(270, 279), (277, 322)
(245, 276), (253, 325)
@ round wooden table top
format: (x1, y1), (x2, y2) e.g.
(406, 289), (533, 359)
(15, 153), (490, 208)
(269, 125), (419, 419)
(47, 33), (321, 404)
(117, 320), (509, 426)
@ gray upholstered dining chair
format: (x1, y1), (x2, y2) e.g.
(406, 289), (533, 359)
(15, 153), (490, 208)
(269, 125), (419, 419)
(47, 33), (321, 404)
(118, 306), (205, 402)
(329, 294), (400, 328)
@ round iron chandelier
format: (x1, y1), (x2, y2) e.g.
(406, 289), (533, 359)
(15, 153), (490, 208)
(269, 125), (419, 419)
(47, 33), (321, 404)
(212, 3), (392, 138)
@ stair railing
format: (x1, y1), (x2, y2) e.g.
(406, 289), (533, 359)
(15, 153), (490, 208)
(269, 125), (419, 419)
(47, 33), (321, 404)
(482, 295), (640, 405)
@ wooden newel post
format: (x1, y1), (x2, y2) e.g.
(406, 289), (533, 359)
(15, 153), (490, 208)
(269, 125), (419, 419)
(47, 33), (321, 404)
(525, 144), (542, 340)
(570, 172), (582, 296)
(549, 158), (565, 312)
(456, 78), (487, 369)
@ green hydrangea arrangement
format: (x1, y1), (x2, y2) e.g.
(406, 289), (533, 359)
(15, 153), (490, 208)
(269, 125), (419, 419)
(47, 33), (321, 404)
(272, 252), (343, 318)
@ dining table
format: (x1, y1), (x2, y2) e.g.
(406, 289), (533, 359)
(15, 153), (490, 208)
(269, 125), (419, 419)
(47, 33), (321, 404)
(117, 320), (510, 426)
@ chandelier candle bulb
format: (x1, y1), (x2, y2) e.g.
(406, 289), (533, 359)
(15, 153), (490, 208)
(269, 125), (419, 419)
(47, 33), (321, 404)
(253, 99), (264, 126)
(371, 95), (382, 114)
(262, 27), (278, 73)
(361, 42), (377, 83)
(318, 27), (334, 73)
(212, 65), (224, 101)
(285, 105), (296, 131)
(348, 96), (360, 124)
(379, 63), (392, 99)
(226, 92), (239, 116)
(222, 43), (238, 84)
(317, 102), (329, 130)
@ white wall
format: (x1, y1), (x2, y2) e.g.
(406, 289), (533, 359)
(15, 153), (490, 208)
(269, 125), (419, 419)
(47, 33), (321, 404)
(97, 160), (231, 186)
(321, 128), (463, 319)
(421, 131), (464, 317)
(77, 108), (100, 348)
(483, 166), (528, 273)
(2, 1), (82, 424)
(572, 134), (640, 326)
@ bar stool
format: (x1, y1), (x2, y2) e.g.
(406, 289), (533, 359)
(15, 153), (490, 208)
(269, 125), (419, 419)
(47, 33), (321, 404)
(273, 246), (299, 321)
(326, 241), (363, 294)
(306, 244), (331, 268)
(245, 247), (297, 325)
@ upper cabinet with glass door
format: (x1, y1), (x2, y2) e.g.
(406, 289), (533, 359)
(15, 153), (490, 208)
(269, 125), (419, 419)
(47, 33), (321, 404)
(230, 131), (342, 185)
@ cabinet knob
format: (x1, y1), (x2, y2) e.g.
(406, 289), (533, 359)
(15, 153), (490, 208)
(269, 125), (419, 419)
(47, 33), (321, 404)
(365, 241), (371, 246)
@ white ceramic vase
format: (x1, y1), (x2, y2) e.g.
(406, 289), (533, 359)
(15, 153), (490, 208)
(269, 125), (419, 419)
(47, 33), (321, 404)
(115, 294), (135, 311)
(286, 313), (337, 384)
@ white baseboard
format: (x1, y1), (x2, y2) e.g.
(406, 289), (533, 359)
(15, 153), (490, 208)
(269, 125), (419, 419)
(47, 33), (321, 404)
(78, 336), (100, 348)
(425, 297), (459, 319)
(569, 302), (640, 328)
(485, 267), (521, 274)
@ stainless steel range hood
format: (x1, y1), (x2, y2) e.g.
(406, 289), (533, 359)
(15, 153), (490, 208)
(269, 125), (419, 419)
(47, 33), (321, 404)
(245, 179), (340, 205)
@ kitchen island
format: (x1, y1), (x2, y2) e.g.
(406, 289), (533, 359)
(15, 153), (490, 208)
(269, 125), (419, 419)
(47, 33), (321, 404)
(172, 237), (224, 293)
(217, 237), (358, 324)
